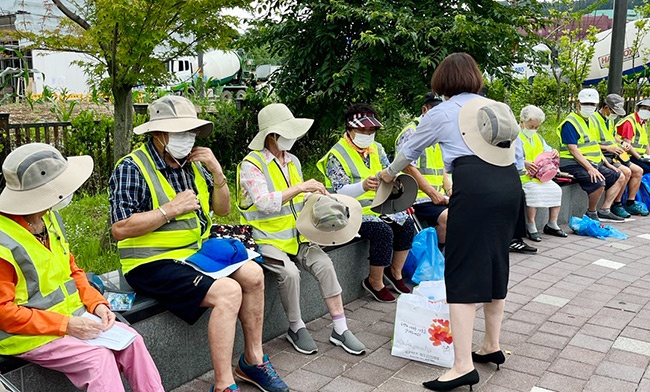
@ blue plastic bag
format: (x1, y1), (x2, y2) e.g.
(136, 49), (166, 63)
(568, 215), (628, 240)
(404, 227), (445, 284)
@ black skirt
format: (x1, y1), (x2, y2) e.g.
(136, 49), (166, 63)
(445, 156), (522, 303)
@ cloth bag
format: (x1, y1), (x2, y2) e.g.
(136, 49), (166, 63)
(391, 293), (454, 367)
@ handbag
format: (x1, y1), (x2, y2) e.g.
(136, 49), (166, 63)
(391, 293), (454, 367)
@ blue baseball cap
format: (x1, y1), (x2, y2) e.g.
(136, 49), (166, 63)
(186, 238), (249, 272)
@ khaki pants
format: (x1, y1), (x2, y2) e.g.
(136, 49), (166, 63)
(260, 243), (342, 323)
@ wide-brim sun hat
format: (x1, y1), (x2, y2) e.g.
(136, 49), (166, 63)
(458, 97), (519, 167)
(370, 173), (418, 215)
(248, 103), (314, 150)
(296, 194), (362, 246)
(133, 95), (214, 138)
(0, 143), (93, 215)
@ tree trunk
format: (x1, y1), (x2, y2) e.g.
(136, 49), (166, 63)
(112, 86), (134, 165)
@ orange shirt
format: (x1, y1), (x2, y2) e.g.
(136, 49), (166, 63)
(0, 214), (108, 336)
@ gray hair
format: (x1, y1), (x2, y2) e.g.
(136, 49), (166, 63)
(520, 105), (546, 123)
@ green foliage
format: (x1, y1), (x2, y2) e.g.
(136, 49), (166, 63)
(19, 0), (253, 162)
(249, 0), (544, 137)
(70, 110), (114, 192)
(59, 192), (120, 274)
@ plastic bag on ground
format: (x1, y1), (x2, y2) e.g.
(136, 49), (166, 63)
(568, 215), (628, 240)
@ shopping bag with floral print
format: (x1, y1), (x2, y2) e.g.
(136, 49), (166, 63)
(391, 293), (454, 367)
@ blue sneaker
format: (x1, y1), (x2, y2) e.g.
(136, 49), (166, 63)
(611, 203), (632, 218)
(234, 354), (289, 392)
(625, 201), (649, 216)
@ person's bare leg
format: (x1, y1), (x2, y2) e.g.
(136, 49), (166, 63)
(477, 299), (505, 354)
(389, 250), (409, 280)
(437, 303), (476, 381)
(437, 209), (448, 244)
(587, 187), (604, 211)
(229, 261), (265, 365)
(615, 165), (631, 202)
(368, 265), (386, 290)
(602, 174), (627, 209)
(324, 294), (344, 316)
(201, 277), (242, 391)
(526, 206), (537, 226)
(548, 206), (561, 224)
(627, 163), (643, 199)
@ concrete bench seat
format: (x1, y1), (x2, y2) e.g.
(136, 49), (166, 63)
(0, 239), (370, 392)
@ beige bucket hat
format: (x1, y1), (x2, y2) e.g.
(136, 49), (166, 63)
(248, 103), (314, 150)
(133, 95), (214, 138)
(458, 97), (519, 167)
(296, 194), (362, 246)
(370, 173), (418, 215)
(0, 143), (93, 214)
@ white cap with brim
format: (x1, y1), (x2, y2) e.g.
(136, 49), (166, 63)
(458, 97), (519, 167)
(637, 99), (650, 108)
(296, 194), (362, 246)
(249, 103), (314, 150)
(370, 173), (418, 215)
(0, 143), (93, 215)
(133, 95), (214, 138)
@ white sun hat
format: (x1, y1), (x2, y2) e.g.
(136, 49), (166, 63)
(248, 103), (314, 150)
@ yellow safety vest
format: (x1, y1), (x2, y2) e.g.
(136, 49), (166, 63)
(117, 145), (211, 274)
(0, 211), (86, 355)
(617, 114), (648, 155)
(557, 112), (603, 163)
(518, 132), (545, 184)
(317, 138), (384, 216)
(237, 151), (306, 256)
(590, 112), (617, 146)
(395, 118), (445, 198)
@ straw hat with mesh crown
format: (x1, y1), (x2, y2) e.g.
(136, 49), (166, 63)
(133, 95), (214, 138)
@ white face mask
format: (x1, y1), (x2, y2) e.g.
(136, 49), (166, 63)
(276, 136), (296, 151)
(580, 105), (596, 118)
(51, 193), (74, 211)
(166, 132), (196, 159)
(522, 128), (537, 138)
(608, 114), (618, 121)
(352, 132), (375, 148)
(639, 109), (650, 120)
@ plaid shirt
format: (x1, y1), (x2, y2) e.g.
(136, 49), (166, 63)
(109, 140), (214, 232)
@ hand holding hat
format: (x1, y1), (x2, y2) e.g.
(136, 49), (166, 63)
(370, 173), (418, 214)
(296, 194), (362, 246)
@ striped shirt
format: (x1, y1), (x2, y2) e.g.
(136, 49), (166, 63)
(108, 140), (214, 232)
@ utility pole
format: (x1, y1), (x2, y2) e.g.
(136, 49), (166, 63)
(608, 0), (627, 94)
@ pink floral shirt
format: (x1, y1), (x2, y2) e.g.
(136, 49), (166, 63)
(239, 149), (298, 214)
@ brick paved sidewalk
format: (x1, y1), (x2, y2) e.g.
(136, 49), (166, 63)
(173, 217), (650, 392)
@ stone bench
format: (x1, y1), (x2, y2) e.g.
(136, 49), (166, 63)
(531, 181), (588, 227)
(0, 240), (370, 392)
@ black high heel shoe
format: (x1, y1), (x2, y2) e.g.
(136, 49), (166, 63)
(472, 350), (506, 370)
(422, 369), (479, 391)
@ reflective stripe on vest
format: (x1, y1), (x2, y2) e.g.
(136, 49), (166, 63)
(317, 138), (383, 216)
(0, 211), (86, 355)
(395, 120), (445, 198)
(237, 151), (305, 255)
(590, 112), (616, 146)
(617, 114), (648, 154)
(518, 132), (545, 184)
(117, 145), (210, 274)
(557, 113), (603, 163)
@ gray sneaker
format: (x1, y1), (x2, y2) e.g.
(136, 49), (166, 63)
(585, 210), (600, 221)
(330, 329), (366, 355)
(286, 328), (318, 354)
(597, 209), (625, 222)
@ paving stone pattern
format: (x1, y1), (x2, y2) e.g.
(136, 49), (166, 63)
(173, 220), (650, 392)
